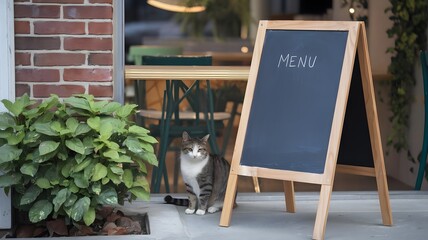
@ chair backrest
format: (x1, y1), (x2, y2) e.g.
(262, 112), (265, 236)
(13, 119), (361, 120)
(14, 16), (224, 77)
(141, 55), (213, 124)
(128, 45), (183, 65)
(141, 55), (212, 66)
(129, 46), (183, 126)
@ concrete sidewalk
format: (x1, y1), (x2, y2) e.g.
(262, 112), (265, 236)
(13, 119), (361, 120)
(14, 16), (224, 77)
(119, 191), (428, 240)
(7, 191), (426, 240)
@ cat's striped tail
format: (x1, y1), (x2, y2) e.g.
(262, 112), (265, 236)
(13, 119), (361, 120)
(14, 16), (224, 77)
(164, 195), (189, 206)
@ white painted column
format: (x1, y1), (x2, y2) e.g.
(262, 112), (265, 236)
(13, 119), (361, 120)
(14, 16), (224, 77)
(0, 0), (15, 229)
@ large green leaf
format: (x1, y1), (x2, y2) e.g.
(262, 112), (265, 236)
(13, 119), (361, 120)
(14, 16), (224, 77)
(53, 188), (70, 212)
(50, 121), (62, 132)
(100, 102), (121, 114)
(99, 123), (113, 140)
(73, 173), (89, 188)
(136, 152), (158, 166)
(91, 100), (108, 112)
(66, 118), (79, 132)
(101, 118), (125, 133)
(96, 187), (118, 205)
(115, 104), (137, 118)
(133, 158), (148, 173)
(68, 181), (79, 193)
(129, 187), (150, 201)
(87, 117), (100, 131)
(33, 122), (59, 136)
(112, 155), (134, 164)
(23, 131), (40, 144)
(64, 97), (91, 112)
(64, 194), (77, 207)
(128, 125), (150, 136)
(73, 158), (92, 173)
(107, 168), (121, 185)
(0, 145), (22, 164)
(74, 123), (92, 136)
(70, 197), (90, 222)
(32, 149), (57, 163)
(140, 142), (155, 153)
(109, 166), (124, 175)
(83, 162), (96, 179)
(124, 137), (143, 153)
(39, 141), (60, 156)
(0, 173), (22, 187)
(20, 163), (38, 177)
(35, 178), (52, 189)
(36, 94), (59, 112)
(20, 185), (42, 205)
(123, 169), (133, 188)
(34, 111), (54, 124)
(65, 138), (85, 155)
(61, 161), (74, 178)
(83, 207), (96, 226)
(0, 128), (12, 139)
(133, 176), (150, 192)
(104, 140), (120, 151)
(138, 135), (158, 144)
(44, 165), (61, 186)
(29, 200), (53, 223)
(103, 149), (119, 161)
(1, 94), (33, 116)
(92, 163), (107, 181)
(6, 131), (25, 145)
(91, 182), (101, 195)
(0, 112), (16, 130)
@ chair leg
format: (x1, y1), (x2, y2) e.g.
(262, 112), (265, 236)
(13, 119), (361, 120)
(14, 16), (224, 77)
(163, 163), (170, 193)
(153, 84), (173, 193)
(206, 81), (220, 155)
(415, 132), (428, 190)
(173, 150), (180, 193)
(221, 101), (239, 156)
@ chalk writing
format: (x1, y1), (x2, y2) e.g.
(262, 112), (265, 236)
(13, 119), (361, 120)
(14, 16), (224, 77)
(277, 54), (317, 68)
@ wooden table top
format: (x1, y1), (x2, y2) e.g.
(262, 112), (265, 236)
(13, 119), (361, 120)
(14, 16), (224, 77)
(125, 65), (250, 81)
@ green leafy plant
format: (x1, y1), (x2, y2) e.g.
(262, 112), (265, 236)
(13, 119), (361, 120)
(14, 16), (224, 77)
(0, 94), (158, 226)
(177, 0), (250, 39)
(385, 0), (427, 156)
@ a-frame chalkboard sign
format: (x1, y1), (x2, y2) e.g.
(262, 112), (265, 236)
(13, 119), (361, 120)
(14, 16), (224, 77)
(220, 21), (393, 240)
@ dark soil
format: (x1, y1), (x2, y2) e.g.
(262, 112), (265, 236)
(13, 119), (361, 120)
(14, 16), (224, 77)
(0, 207), (149, 238)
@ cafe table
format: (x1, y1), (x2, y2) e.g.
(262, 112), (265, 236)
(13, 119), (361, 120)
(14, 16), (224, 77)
(125, 65), (251, 193)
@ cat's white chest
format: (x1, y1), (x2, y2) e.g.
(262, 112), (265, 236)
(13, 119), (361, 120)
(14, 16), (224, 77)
(180, 154), (209, 197)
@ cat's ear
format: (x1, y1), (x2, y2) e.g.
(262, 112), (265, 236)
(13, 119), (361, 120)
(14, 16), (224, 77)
(201, 134), (210, 142)
(182, 131), (190, 141)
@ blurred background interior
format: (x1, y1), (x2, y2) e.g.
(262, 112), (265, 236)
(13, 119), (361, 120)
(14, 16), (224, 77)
(123, 0), (418, 193)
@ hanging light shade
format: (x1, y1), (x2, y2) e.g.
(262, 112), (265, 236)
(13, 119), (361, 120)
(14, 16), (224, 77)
(147, 0), (206, 13)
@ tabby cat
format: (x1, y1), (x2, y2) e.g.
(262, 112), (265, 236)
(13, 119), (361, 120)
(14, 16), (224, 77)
(165, 131), (231, 215)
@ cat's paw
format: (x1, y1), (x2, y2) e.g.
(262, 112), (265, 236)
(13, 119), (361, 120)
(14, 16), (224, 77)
(195, 209), (206, 215)
(185, 208), (195, 214)
(208, 206), (220, 213)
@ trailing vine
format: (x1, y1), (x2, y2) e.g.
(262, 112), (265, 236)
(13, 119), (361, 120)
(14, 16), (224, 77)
(385, 0), (427, 157)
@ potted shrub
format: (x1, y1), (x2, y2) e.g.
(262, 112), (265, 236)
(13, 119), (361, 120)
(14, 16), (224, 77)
(0, 94), (157, 233)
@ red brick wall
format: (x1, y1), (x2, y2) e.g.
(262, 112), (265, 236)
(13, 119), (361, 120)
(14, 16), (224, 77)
(14, 0), (114, 99)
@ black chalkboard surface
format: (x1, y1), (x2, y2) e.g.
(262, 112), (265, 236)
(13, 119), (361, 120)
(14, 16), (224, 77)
(241, 30), (348, 174)
(221, 22), (392, 239)
(337, 55), (374, 168)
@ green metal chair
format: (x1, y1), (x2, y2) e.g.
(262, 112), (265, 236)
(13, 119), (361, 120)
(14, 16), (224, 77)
(140, 55), (230, 193)
(415, 50), (428, 190)
(127, 45), (183, 126)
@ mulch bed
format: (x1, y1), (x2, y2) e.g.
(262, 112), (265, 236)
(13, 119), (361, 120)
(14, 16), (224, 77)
(0, 207), (149, 238)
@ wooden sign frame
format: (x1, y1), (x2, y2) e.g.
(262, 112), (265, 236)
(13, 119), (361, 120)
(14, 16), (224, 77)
(219, 21), (392, 240)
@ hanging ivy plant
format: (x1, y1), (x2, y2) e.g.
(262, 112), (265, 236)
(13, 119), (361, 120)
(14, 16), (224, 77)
(385, 0), (427, 157)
